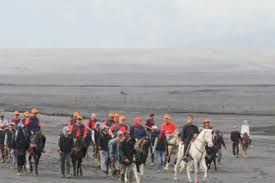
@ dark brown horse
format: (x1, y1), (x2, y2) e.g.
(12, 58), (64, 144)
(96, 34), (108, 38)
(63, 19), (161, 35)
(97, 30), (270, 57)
(71, 136), (84, 177)
(241, 133), (249, 158)
(28, 131), (44, 176)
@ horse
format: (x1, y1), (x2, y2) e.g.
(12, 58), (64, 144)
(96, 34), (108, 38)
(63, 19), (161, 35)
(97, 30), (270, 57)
(164, 130), (181, 171)
(28, 131), (44, 176)
(71, 136), (84, 177)
(174, 129), (214, 183)
(133, 138), (150, 183)
(205, 146), (218, 171)
(241, 132), (249, 158)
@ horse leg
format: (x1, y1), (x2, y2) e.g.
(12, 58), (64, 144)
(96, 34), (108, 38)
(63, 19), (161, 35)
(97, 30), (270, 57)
(35, 153), (41, 176)
(201, 158), (208, 182)
(213, 157), (217, 171)
(79, 159), (83, 176)
(194, 159), (199, 183)
(29, 154), (33, 173)
(133, 164), (140, 183)
(72, 160), (76, 177)
(164, 154), (170, 171)
(186, 161), (193, 183)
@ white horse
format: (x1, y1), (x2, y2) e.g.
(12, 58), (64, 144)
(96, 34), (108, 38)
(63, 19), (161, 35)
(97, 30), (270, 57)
(174, 129), (214, 183)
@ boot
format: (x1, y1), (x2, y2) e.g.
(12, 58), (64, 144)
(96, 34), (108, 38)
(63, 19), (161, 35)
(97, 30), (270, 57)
(17, 166), (22, 176)
(66, 165), (71, 179)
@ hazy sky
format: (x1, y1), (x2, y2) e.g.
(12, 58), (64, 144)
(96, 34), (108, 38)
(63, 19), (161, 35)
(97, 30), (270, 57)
(0, 0), (275, 48)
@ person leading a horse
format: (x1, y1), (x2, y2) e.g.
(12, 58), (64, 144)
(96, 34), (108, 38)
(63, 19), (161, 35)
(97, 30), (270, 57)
(181, 114), (199, 162)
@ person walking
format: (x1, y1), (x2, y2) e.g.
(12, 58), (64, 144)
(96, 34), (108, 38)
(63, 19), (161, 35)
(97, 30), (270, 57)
(213, 130), (226, 164)
(12, 124), (29, 176)
(58, 126), (74, 178)
(231, 126), (241, 158)
(152, 129), (167, 172)
(118, 131), (134, 183)
(98, 125), (111, 175)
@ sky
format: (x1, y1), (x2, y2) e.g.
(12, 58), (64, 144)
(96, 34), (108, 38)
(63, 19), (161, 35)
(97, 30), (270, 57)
(0, 0), (275, 48)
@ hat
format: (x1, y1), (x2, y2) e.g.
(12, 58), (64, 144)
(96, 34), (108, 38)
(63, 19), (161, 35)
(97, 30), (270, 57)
(109, 112), (115, 118)
(24, 111), (30, 117)
(31, 108), (39, 114)
(73, 112), (80, 117)
(164, 114), (172, 120)
(13, 111), (20, 115)
(149, 113), (155, 117)
(114, 113), (120, 117)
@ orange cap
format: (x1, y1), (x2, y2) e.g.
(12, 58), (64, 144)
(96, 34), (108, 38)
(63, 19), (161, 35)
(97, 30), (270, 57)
(13, 111), (20, 115)
(24, 111), (30, 117)
(77, 115), (83, 120)
(73, 112), (80, 117)
(31, 108), (39, 114)
(114, 113), (120, 117)
(164, 114), (172, 120)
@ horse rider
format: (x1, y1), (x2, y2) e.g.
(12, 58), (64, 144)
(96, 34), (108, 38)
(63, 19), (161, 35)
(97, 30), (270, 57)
(202, 118), (213, 130)
(181, 114), (199, 162)
(106, 112), (115, 128)
(108, 130), (124, 177)
(149, 125), (159, 166)
(58, 126), (74, 179)
(145, 113), (155, 135)
(11, 124), (29, 176)
(85, 113), (97, 131)
(71, 115), (87, 138)
(10, 111), (21, 129)
(109, 115), (129, 139)
(68, 112), (79, 131)
(230, 125), (242, 158)
(98, 125), (112, 175)
(241, 120), (252, 147)
(213, 130), (226, 164)
(22, 111), (30, 126)
(118, 131), (134, 183)
(130, 117), (147, 142)
(160, 114), (177, 139)
(26, 108), (46, 152)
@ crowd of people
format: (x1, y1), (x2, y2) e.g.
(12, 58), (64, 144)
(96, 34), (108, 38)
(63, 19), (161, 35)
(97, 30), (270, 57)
(0, 109), (252, 182)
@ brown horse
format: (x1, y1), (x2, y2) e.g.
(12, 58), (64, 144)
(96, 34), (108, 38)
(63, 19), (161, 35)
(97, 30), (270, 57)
(28, 131), (44, 176)
(71, 136), (84, 177)
(241, 133), (249, 158)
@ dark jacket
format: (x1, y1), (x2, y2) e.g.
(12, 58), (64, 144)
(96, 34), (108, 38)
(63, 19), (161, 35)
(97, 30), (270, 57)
(118, 138), (134, 165)
(149, 131), (159, 145)
(0, 130), (5, 145)
(130, 125), (147, 140)
(6, 130), (15, 148)
(231, 130), (241, 143)
(12, 127), (29, 156)
(154, 137), (167, 151)
(181, 124), (199, 144)
(98, 132), (111, 151)
(29, 116), (41, 132)
(58, 133), (74, 155)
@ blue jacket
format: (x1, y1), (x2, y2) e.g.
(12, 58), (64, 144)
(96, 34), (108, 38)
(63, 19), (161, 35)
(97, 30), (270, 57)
(29, 116), (41, 132)
(131, 125), (147, 140)
(108, 138), (119, 161)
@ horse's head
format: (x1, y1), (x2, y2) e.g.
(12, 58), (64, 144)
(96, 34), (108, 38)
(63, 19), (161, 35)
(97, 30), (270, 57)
(30, 131), (44, 151)
(203, 129), (214, 147)
(73, 136), (83, 148)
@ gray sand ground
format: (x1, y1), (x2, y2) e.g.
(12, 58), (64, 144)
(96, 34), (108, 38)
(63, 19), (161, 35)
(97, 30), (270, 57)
(0, 112), (274, 183)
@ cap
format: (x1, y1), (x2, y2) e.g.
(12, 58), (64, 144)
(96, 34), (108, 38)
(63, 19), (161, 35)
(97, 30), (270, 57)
(13, 111), (20, 115)
(24, 111), (30, 117)
(31, 108), (39, 114)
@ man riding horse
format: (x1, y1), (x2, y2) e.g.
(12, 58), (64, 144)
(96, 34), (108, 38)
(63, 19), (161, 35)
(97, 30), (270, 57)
(181, 114), (199, 162)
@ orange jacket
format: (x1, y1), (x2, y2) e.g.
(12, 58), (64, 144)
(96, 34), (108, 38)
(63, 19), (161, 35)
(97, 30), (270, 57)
(161, 121), (177, 134)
